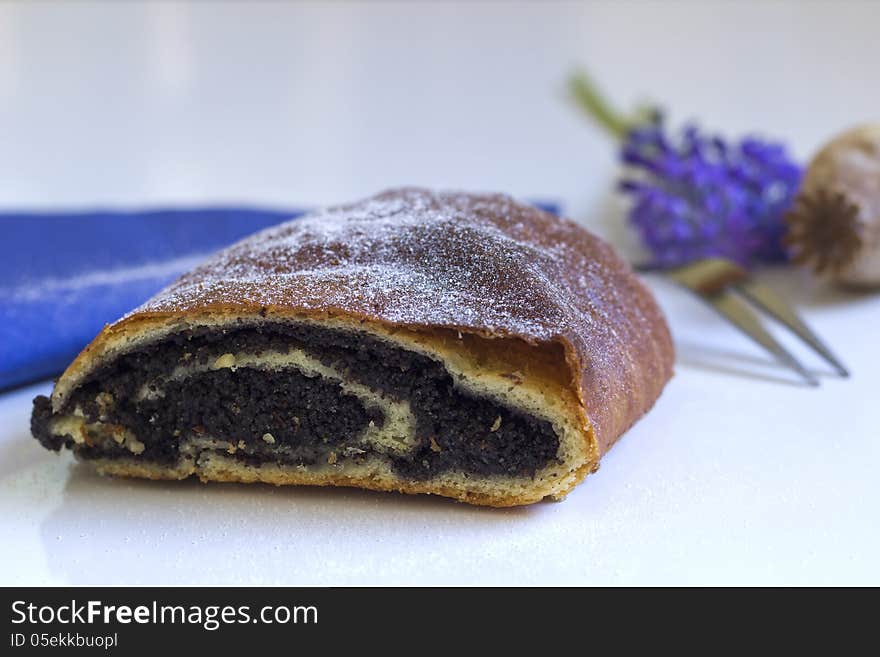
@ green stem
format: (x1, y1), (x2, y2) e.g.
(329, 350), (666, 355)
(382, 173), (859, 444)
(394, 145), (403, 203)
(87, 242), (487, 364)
(568, 71), (631, 140)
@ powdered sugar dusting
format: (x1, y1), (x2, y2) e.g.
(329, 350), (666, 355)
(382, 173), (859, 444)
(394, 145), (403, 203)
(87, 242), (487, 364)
(141, 189), (611, 337)
(134, 188), (673, 447)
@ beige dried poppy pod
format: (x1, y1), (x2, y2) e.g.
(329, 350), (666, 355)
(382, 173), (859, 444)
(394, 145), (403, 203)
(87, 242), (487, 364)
(785, 123), (880, 288)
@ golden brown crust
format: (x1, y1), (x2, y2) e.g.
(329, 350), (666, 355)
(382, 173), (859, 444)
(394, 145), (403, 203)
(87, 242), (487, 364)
(48, 188), (674, 506)
(88, 454), (596, 508)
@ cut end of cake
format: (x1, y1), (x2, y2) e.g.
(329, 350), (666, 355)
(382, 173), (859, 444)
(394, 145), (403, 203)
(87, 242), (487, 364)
(31, 318), (596, 506)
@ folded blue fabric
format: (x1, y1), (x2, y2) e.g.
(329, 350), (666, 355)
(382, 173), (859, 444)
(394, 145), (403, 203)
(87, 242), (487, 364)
(0, 201), (559, 392)
(1, 208), (305, 391)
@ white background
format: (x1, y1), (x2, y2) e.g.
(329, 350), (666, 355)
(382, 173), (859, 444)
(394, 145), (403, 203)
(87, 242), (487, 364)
(1, 1), (878, 585)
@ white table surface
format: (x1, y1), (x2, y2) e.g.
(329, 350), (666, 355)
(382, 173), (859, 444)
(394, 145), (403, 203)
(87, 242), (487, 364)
(1, 1), (878, 586)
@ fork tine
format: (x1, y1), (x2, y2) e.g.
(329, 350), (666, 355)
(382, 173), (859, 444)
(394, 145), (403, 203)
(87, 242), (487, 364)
(666, 258), (828, 385)
(705, 290), (820, 386)
(735, 279), (850, 377)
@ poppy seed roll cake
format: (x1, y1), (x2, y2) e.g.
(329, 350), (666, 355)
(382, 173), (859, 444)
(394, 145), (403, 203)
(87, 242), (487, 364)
(31, 188), (674, 506)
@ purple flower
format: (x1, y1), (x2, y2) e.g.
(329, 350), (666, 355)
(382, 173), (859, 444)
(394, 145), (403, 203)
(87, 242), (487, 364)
(620, 114), (802, 268)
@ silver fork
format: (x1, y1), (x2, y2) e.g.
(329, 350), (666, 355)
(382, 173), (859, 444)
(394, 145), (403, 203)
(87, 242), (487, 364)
(657, 258), (849, 386)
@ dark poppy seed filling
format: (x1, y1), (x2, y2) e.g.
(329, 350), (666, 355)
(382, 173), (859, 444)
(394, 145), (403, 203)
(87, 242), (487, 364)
(31, 324), (561, 479)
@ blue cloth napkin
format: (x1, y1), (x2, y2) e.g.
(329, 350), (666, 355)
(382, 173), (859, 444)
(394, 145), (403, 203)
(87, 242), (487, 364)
(0, 200), (559, 392)
(1, 208), (305, 391)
